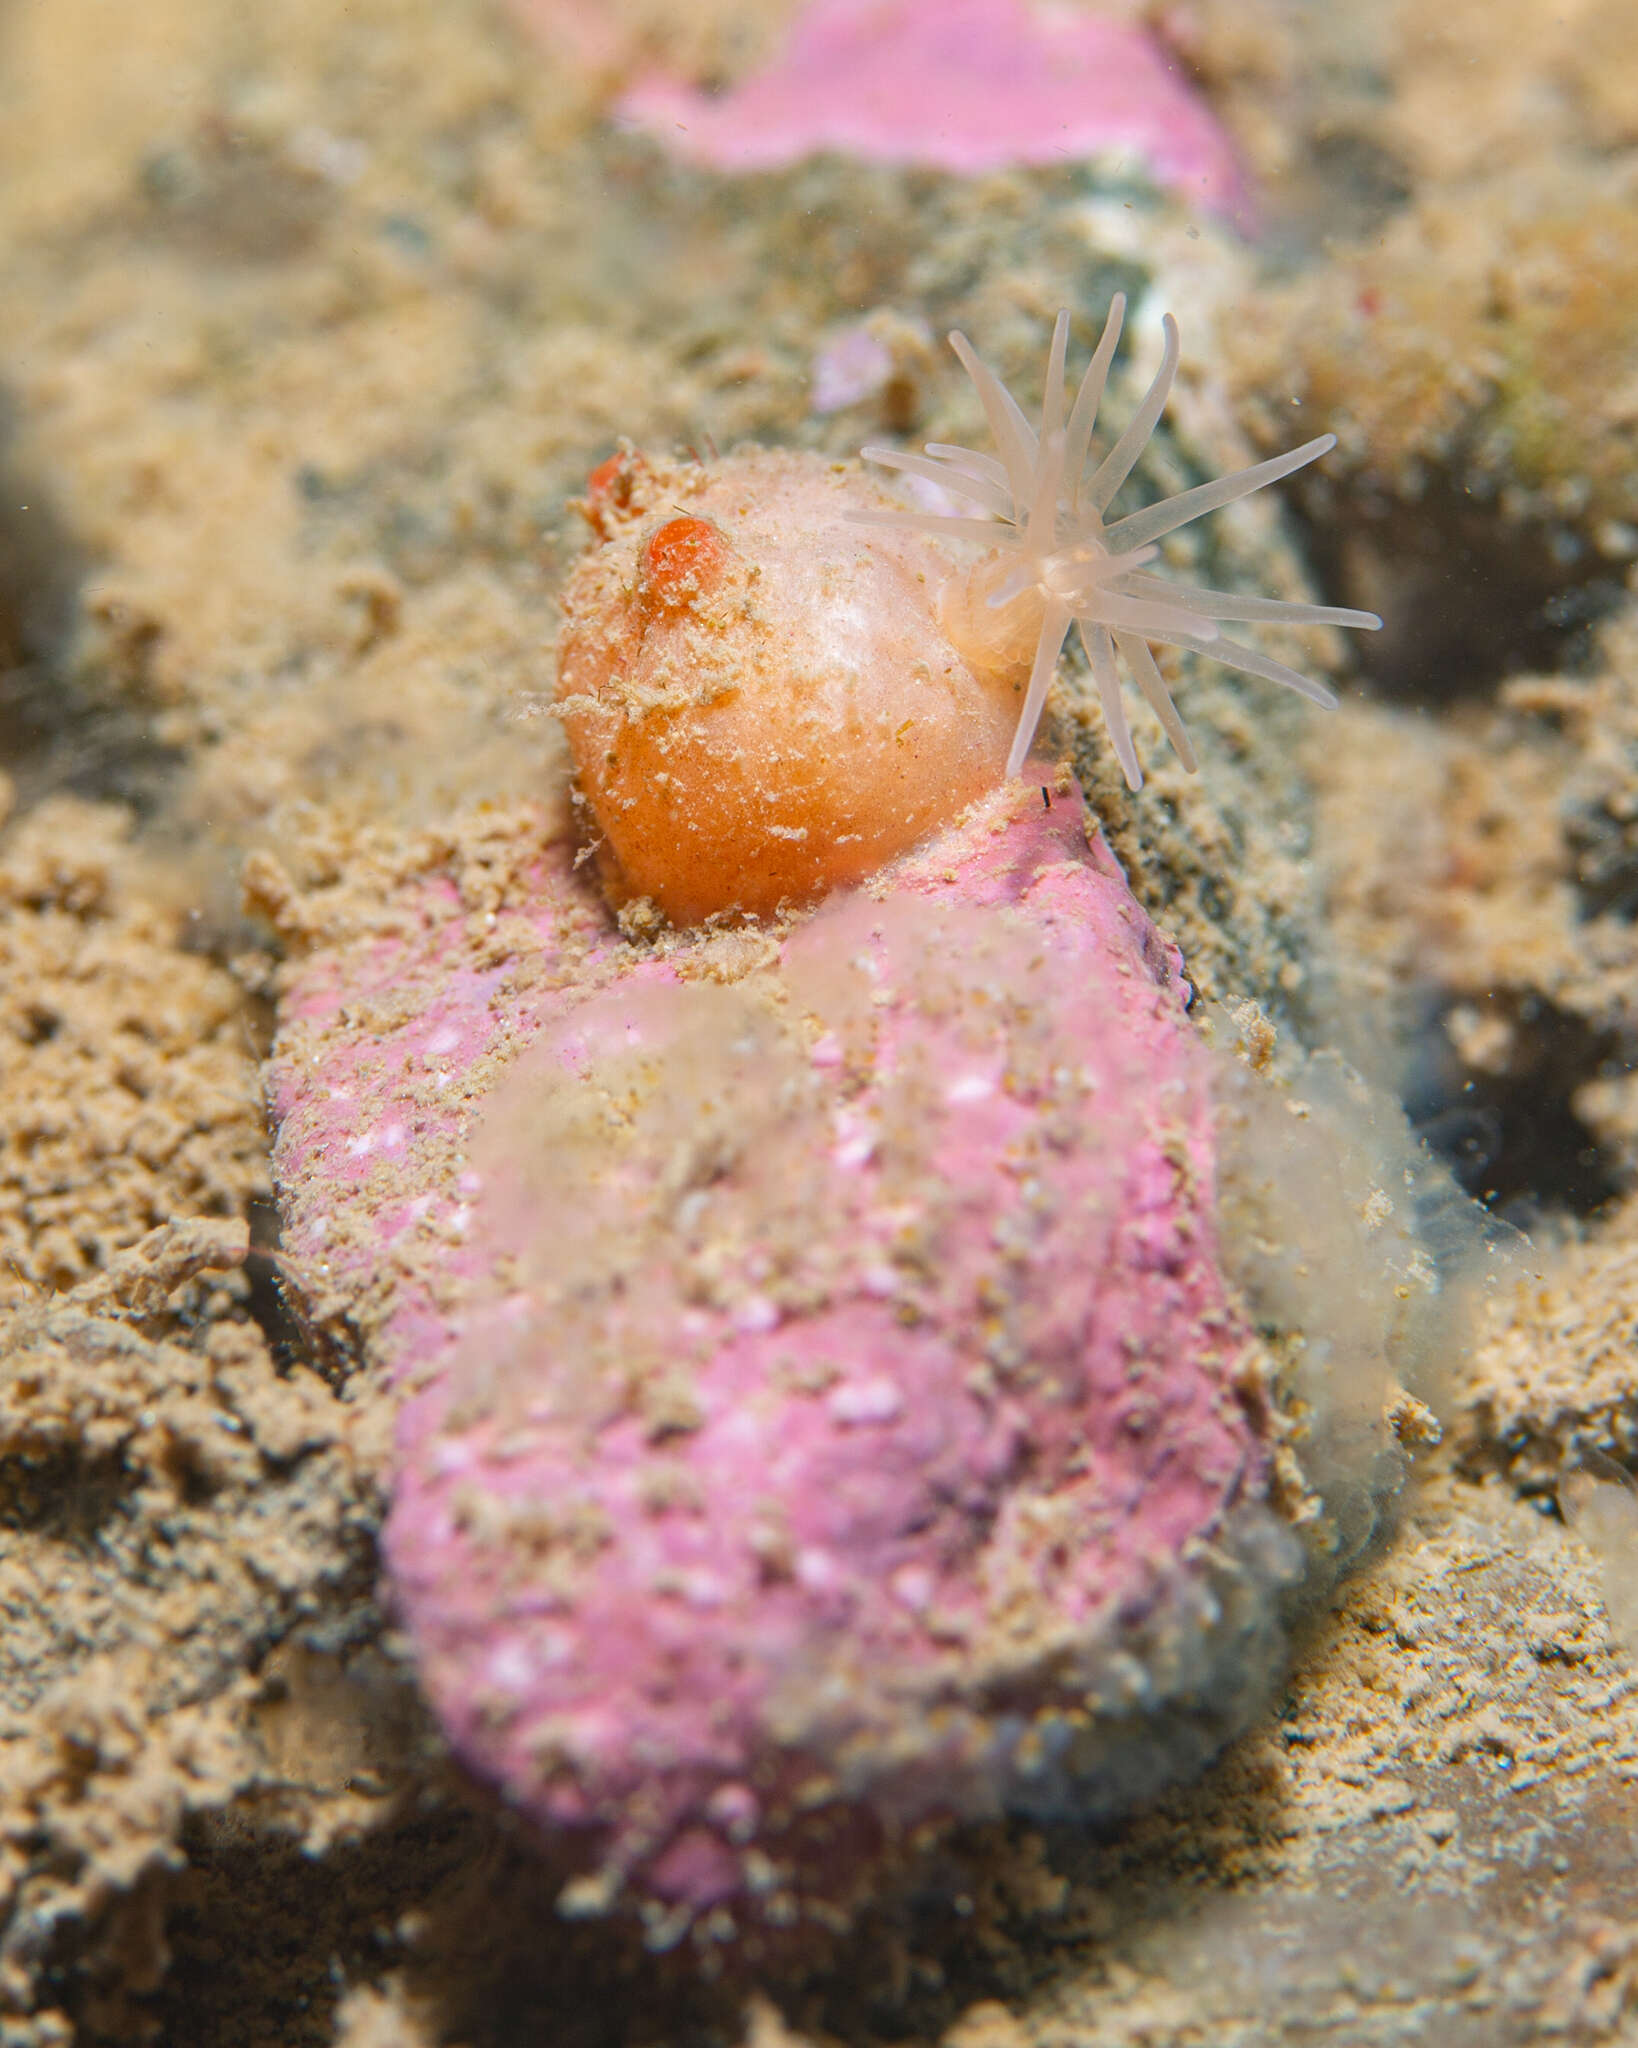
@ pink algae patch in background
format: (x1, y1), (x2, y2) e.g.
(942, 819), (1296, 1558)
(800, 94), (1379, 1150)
(586, 0), (1249, 219)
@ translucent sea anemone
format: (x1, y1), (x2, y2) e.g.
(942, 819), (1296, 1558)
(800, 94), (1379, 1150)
(860, 296), (1381, 788)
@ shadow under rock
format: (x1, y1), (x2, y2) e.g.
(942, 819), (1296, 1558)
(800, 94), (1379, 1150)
(0, 394), (181, 819)
(140, 1713), (1302, 2048)
(1299, 473), (1626, 705)
(1403, 989), (1629, 1222)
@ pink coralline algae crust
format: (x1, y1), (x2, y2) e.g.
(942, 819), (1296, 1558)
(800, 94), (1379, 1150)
(611, 0), (1249, 218)
(269, 777), (1294, 1930)
(267, 841), (630, 1371)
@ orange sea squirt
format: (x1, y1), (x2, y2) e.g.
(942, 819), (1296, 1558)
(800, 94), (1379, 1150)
(555, 446), (1025, 924)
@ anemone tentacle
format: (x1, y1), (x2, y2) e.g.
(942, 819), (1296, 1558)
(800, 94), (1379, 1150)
(860, 298), (1380, 789)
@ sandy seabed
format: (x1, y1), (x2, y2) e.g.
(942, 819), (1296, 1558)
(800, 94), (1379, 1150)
(5, 0), (1638, 2041)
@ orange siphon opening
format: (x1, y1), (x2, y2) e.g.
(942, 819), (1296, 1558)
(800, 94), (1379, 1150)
(580, 448), (648, 539)
(639, 516), (731, 615)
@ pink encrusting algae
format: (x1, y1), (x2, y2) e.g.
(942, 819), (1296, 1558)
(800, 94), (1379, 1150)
(607, 0), (1250, 219)
(271, 775), (1295, 1933)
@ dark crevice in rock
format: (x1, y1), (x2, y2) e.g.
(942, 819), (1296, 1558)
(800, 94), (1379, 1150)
(0, 397), (181, 819)
(1298, 476), (1626, 704)
(1404, 991), (1629, 1221)
(1568, 795), (1638, 924)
